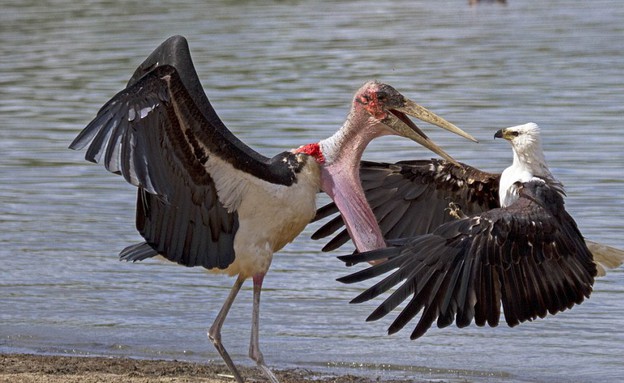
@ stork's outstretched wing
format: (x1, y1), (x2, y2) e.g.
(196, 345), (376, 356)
(313, 159), (500, 251)
(70, 37), (297, 269)
(126, 35), (214, 124)
(339, 180), (596, 339)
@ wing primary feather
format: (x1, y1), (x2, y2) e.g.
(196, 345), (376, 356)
(365, 242), (443, 319)
(409, 269), (452, 340)
(311, 215), (345, 240)
(455, 238), (481, 327)
(387, 293), (426, 335)
(312, 202), (339, 222)
(84, 113), (117, 164)
(321, 230), (351, 252)
(120, 242), (158, 262)
(337, 255), (403, 285)
(486, 267), (501, 327)
(337, 247), (397, 266)
(437, 246), (468, 327)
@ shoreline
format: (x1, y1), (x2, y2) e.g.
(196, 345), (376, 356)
(0, 353), (416, 383)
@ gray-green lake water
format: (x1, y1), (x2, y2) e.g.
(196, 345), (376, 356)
(1, 1), (623, 382)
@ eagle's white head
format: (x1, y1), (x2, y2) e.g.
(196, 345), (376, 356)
(495, 123), (564, 207)
(495, 122), (542, 160)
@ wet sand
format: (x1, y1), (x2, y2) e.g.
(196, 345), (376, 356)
(0, 353), (415, 383)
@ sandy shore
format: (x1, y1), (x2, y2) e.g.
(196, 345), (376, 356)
(0, 353), (415, 383)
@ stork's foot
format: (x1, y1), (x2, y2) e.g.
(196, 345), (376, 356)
(258, 364), (279, 383)
(446, 202), (467, 220)
(249, 346), (279, 383)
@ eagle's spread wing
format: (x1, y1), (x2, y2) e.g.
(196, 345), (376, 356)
(338, 180), (596, 339)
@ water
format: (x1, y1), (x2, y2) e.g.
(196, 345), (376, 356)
(1, 1), (623, 382)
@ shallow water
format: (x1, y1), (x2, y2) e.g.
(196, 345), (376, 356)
(1, 1), (623, 382)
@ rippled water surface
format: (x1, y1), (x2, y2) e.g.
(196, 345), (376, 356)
(1, 1), (623, 382)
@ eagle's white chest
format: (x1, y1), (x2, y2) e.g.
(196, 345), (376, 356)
(499, 165), (534, 207)
(499, 145), (559, 208)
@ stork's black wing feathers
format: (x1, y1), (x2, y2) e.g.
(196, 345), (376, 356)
(313, 159), (500, 251)
(70, 36), (295, 269)
(126, 36), (211, 111)
(70, 64), (238, 269)
(339, 180), (596, 339)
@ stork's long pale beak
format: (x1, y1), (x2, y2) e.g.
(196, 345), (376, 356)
(383, 99), (477, 165)
(400, 99), (478, 142)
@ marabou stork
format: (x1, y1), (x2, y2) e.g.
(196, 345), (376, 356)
(69, 35), (477, 382)
(314, 122), (624, 339)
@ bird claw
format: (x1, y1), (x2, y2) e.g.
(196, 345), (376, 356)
(446, 202), (467, 220)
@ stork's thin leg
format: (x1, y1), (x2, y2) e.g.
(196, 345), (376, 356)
(208, 274), (246, 383)
(249, 274), (279, 383)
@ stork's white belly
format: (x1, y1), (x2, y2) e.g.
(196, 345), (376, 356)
(218, 167), (320, 278)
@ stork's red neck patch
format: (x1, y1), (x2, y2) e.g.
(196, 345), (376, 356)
(294, 143), (325, 164)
